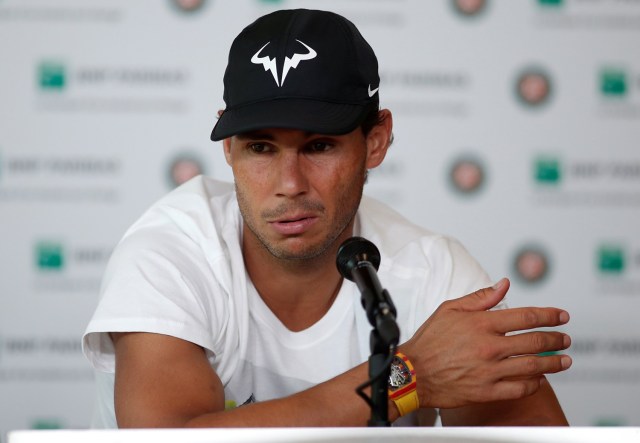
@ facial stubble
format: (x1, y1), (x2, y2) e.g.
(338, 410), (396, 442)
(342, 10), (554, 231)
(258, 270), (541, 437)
(236, 166), (367, 262)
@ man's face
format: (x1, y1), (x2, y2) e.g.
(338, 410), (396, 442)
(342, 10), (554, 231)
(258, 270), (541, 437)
(223, 125), (385, 262)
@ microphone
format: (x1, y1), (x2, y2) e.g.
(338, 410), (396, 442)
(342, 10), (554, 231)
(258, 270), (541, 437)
(336, 237), (399, 347)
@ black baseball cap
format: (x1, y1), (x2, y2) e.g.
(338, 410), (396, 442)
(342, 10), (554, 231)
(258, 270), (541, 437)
(210, 9), (380, 141)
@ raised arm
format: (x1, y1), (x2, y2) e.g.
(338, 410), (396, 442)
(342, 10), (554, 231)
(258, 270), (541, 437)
(111, 278), (571, 427)
(400, 278), (571, 425)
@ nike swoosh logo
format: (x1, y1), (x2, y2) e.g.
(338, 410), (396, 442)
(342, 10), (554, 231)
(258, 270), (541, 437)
(368, 84), (379, 97)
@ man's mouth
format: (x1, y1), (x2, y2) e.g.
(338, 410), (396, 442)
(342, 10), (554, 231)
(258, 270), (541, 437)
(269, 214), (318, 235)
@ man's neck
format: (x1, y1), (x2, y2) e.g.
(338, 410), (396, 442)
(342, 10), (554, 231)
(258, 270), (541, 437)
(242, 235), (348, 332)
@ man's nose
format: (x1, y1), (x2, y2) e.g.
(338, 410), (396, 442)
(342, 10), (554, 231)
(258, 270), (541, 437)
(274, 151), (309, 197)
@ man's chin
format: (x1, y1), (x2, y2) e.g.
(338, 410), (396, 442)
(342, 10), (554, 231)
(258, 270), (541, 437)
(265, 238), (330, 262)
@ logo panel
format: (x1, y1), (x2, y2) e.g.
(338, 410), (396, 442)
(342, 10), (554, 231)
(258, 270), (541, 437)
(515, 68), (552, 108)
(251, 40), (317, 87)
(35, 242), (65, 270)
(38, 62), (66, 90)
(166, 151), (207, 188)
(534, 157), (562, 185)
(512, 245), (551, 284)
(451, 0), (488, 17)
(597, 245), (625, 274)
(600, 68), (627, 97)
(448, 155), (486, 195)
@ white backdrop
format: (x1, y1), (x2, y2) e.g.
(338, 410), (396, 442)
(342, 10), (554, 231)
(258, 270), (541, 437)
(1, 0), (640, 438)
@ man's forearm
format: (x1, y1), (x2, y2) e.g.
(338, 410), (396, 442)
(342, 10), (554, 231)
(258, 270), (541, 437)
(440, 378), (569, 426)
(185, 363), (401, 427)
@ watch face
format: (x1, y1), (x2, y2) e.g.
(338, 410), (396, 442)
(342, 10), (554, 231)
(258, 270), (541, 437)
(389, 356), (413, 391)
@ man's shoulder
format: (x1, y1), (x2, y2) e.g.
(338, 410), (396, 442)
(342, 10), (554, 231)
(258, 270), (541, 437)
(111, 175), (240, 264)
(126, 176), (236, 234)
(358, 195), (443, 252)
(157, 175), (235, 208)
(358, 195), (482, 276)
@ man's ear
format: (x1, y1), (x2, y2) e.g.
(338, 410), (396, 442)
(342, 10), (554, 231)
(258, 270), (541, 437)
(217, 109), (233, 166)
(222, 137), (232, 166)
(365, 109), (393, 169)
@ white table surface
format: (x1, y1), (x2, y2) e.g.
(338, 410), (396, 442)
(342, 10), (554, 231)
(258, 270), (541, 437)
(7, 427), (640, 443)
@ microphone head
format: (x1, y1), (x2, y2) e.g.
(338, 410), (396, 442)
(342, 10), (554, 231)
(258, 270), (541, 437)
(336, 236), (381, 281)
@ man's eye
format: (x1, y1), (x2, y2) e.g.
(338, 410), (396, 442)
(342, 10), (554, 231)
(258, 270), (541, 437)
(308, 142), (331, 152)
(249, 143), (270, 153)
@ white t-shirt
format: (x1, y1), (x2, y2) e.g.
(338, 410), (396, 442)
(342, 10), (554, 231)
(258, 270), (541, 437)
(82, 175), (493, 427)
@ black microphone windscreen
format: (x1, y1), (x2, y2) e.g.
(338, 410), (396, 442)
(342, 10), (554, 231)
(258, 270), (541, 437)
(336, 236), (381, 281)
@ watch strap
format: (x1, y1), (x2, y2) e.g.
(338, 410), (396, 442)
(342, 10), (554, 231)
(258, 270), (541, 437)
(388, 352), (419, 416)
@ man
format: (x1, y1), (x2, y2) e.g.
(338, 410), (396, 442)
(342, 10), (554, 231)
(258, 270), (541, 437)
(82, 8), (571, 427)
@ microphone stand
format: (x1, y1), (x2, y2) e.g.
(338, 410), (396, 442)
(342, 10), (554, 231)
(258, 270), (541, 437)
(367, 328), (394, 426)
(351, 261), (399, 427)
(336, 236), (399, 426)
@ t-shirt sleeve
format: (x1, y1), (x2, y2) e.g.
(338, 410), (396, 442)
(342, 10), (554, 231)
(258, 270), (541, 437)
(82, 226), (226, 373)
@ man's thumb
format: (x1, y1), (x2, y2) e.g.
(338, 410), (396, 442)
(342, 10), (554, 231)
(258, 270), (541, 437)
(454, 278), (510, 312)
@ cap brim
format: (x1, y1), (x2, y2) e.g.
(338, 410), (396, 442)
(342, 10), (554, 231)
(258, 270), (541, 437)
(210, 99), (369, 141)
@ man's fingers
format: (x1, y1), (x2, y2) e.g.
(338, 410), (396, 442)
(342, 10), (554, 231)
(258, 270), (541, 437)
(496, 331), (571, 358)
(449, 278), (511, 312)
(495, 353), (573, 381)
(488, 377), (544, 402)
(490, 307), (570, 334)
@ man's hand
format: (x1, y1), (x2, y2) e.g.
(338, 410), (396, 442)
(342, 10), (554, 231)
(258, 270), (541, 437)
(401, 278), (572, 410)
(111, 278), (571, 427)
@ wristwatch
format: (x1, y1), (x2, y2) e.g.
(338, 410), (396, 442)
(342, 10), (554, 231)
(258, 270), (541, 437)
(388, 352), (419, 416)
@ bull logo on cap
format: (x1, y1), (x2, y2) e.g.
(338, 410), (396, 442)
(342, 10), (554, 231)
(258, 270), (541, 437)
(251, 39), (317, 87)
